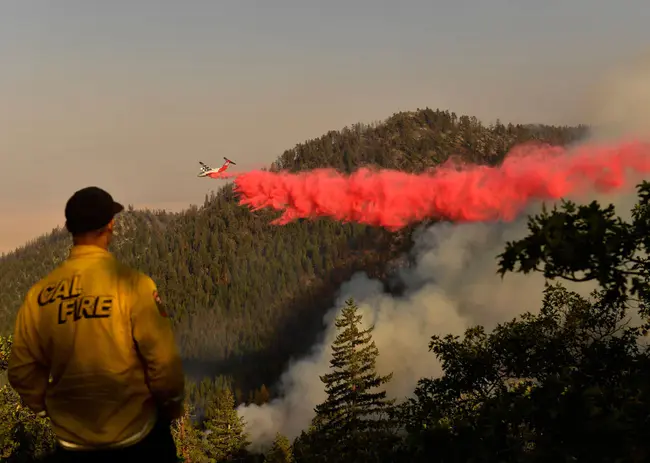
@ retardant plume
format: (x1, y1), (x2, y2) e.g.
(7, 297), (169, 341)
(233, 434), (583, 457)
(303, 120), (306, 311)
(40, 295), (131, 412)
(232, 140), (650, 229)
(206, 172), (237, 180)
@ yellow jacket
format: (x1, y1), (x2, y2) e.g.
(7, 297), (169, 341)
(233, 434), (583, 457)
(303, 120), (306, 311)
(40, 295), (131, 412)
(7, 245), (185, 450)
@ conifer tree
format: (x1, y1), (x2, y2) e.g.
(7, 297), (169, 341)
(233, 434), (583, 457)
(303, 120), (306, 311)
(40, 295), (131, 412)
(264, 432), (294, 463)
(291, 425), (327, 463)
(202, 386), (250, 461)
(312, 298), (396, 461)
(251, 384), (271, 405)
(171, 402), (204, 463)
(258, 384), (270, 404)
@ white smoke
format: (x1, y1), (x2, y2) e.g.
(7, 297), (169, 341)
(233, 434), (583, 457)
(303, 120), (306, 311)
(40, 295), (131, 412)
(238, 51), (650, 450)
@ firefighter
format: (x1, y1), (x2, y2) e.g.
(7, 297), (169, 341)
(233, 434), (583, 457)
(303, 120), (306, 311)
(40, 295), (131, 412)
(8, 186), (185, 462)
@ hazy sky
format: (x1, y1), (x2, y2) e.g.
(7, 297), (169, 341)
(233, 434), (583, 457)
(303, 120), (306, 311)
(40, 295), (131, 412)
(1, 0), (649, 252)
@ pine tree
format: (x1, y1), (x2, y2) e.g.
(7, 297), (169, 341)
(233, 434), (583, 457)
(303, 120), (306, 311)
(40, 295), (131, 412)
(264, 432), (294, 463)
(291, 425), (321, 463)
(343, 150), (353, 173)
(171, 402), (204, 463)
(252, 384), (271, 405)
(202, 386), (250, 461)
(258, 384), (270, 404)
(312, 298), (397, 462)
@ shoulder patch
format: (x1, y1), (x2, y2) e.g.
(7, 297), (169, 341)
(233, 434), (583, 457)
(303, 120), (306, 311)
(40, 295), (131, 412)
(153, 290), (168, 317)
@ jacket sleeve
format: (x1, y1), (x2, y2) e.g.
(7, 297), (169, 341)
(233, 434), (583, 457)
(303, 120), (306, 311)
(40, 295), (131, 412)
(130, 275), (185, 406)
(8, 292), (49, 414)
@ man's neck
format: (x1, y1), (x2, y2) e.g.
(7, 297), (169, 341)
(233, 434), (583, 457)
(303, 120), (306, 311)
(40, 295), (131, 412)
(72, 238), (108, 250)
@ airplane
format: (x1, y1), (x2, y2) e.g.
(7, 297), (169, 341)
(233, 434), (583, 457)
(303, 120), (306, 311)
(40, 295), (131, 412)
(197, 157), (237, 178)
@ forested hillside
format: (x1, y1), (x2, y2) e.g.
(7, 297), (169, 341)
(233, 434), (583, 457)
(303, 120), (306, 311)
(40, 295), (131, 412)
(0, 108), (587, 397)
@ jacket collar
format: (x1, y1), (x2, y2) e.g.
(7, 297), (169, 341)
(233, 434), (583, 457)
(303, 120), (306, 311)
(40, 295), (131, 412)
(68, 245), (113, 259)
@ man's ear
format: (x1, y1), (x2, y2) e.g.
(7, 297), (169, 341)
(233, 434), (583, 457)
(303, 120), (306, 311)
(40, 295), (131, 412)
(106, 218), (115, 232)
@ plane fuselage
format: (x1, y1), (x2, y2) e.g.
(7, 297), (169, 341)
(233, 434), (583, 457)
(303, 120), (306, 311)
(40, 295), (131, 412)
(197, 158), (235, 178)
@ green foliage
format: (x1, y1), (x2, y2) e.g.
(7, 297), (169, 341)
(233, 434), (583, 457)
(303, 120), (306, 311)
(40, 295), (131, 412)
(201, 386), (250, 462)
(400, 283), (650, 461)
(498, 181), (650, 315)
(291, 426), (321, 463)
(172, 402), (206, 463)
(308, 298), (397, 462)
(0, 386), (57, 462)
(264, 433), (294, 463)
(0, 334), (12, 373)
(0, 335), (56, 462)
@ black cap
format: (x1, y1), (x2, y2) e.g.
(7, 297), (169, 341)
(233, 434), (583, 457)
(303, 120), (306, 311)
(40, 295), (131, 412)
(65, 186), (124, 235)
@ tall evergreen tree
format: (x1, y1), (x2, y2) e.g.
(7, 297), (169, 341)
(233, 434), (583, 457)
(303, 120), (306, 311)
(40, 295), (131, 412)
(291, 425), (327, 463)
(172, 402), (205, 463)
(264, 432), (294, 463)
(312, 298), (396, 462)
(202, 386), (250, 462)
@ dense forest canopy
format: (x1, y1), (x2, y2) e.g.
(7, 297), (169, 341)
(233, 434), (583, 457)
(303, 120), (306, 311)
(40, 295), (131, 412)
(4, 107), (632, 462)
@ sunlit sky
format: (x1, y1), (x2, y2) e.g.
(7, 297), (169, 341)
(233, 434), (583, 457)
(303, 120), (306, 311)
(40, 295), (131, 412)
(1, 0), (649, 252)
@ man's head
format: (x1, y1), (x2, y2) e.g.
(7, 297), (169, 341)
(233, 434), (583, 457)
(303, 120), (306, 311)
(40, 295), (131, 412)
(65, 186), (124, 248)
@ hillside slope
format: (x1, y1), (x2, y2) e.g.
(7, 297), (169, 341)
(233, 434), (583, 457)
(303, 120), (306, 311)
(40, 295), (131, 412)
(0, 108), (587, 391)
